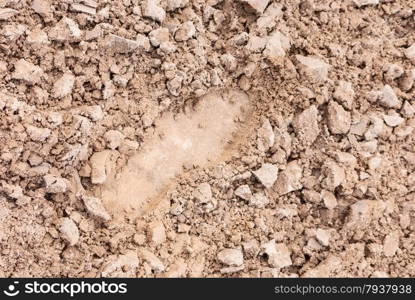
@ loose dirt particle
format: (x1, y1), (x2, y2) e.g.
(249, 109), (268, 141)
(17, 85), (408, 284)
(48, 17), (82, 42)
(315, 229), (330, 247)
(217, 249), (244, 267)
(252, 163), (278, 189)
(379, 85), (401, 109)
(147, 221), (166, 246)
(274, 161), (302, 195)
(59, 218), (79, 246)
(142, 0), (166, 23)
(104, 130), (125, 150)
(257, 118), (274, 152)
(0, 8), (18, 20)
(52, 73), (75, 98)
(327, 101), (351, 134)
(234, 185), (252, 201)
(383, 231), (399, 257)
(296, 55), (330, 82)
(26, 125), (51, 142)
(12, 59), (45, 85)
(321, 190), (337, 210)
(262, 240), (292, 269)
(139, 248), (165, 273)
(102, 251), (140, 277)
(44, 174), (69, 194)
(174, 21), (196, 42)
(264, 31), (291, 63)
(302, 255), (342, 277)
(353, 0), (379, 8)
(249, 192), (269, 208)
(322, 162), (345, 191)
(31, 0), (51, 17)
(346, 200), (385, 228)
(383, 113), (404, 127)
(292, 105), (320, 147)
(82, 195), (111, 221)
(333, 81), (354, 109)
(90, 150), (118, 185)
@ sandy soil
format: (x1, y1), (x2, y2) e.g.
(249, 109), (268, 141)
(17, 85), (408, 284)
(0, 0), (415, 277)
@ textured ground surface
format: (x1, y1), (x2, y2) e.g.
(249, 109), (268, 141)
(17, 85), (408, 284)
(0, 0), (415, 277)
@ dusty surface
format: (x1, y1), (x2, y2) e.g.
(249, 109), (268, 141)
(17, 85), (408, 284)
(0, 0), (415, 277)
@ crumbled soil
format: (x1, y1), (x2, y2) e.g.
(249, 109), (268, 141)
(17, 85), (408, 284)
(0, 0), (415, 278)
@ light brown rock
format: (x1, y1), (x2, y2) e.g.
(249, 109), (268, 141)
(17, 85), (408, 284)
(296, 55), (330, 81)
(142, 0), (166, 23)
(399, 69), (415, 91)
(82, 195), (111, 221)
(106, 34), (149, 53)
(52, 73), (75, 98)
(346, 200), (385, 228)
(262, 240), (292, 269)
(383, 231), (399, 257)
(253, 163), (278, 188)
(44, 174), (69, 193)
(12, 59), (45, 85)
(104, 130), (125, 150)
(383, 114), (404, 127)
(139, 248), (165, 273)
(242, 239), (260, 258)
(102, 251), (139, 277)
(71, 3), (96, 15)
(0, 8), (18, 20)
(217, 248), (244, 267)
(89, 150), (118, 184)
(327, 101), (351, 134)
(59, 218), (79, 246)
(31, 0), (51, 17)
(379, 85), (401, 109)
(174, 21), (196, 42)
(194, 182), (217, 212)
(149, 28), (170, 47)
(48, 17), (82, 42)
(147, 221), (166, 246)
(26, 125), (51, 142)
(249, 192), (269, 208)
(353, 0), (379, 8)
(26, 28), (50, 46)
(263, 31), (290, 63)
(315, 229), (330, 247)
(333, 81), (354, 109)
(166, 0), (189, 11)
(292, 105), (320, 146)
(274, 161), (303, 195)
(321, 190), (337, 210)
(257, 118), (274, 152)
(234, 185), (252, 201)
(322, 162), (345, 191)
(302, 255), (342, 277)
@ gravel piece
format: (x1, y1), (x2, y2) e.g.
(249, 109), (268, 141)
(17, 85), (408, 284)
(252, 163), (278, 189)
(217, 249), (244, 267)
(59, 218), (79, 246)
(82, 195), (111, 221)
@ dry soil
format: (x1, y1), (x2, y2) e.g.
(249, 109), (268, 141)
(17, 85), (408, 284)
(0, 0), (415, 278)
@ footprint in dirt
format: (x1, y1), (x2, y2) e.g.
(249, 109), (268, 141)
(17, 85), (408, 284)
(96, 89), (251, 218)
